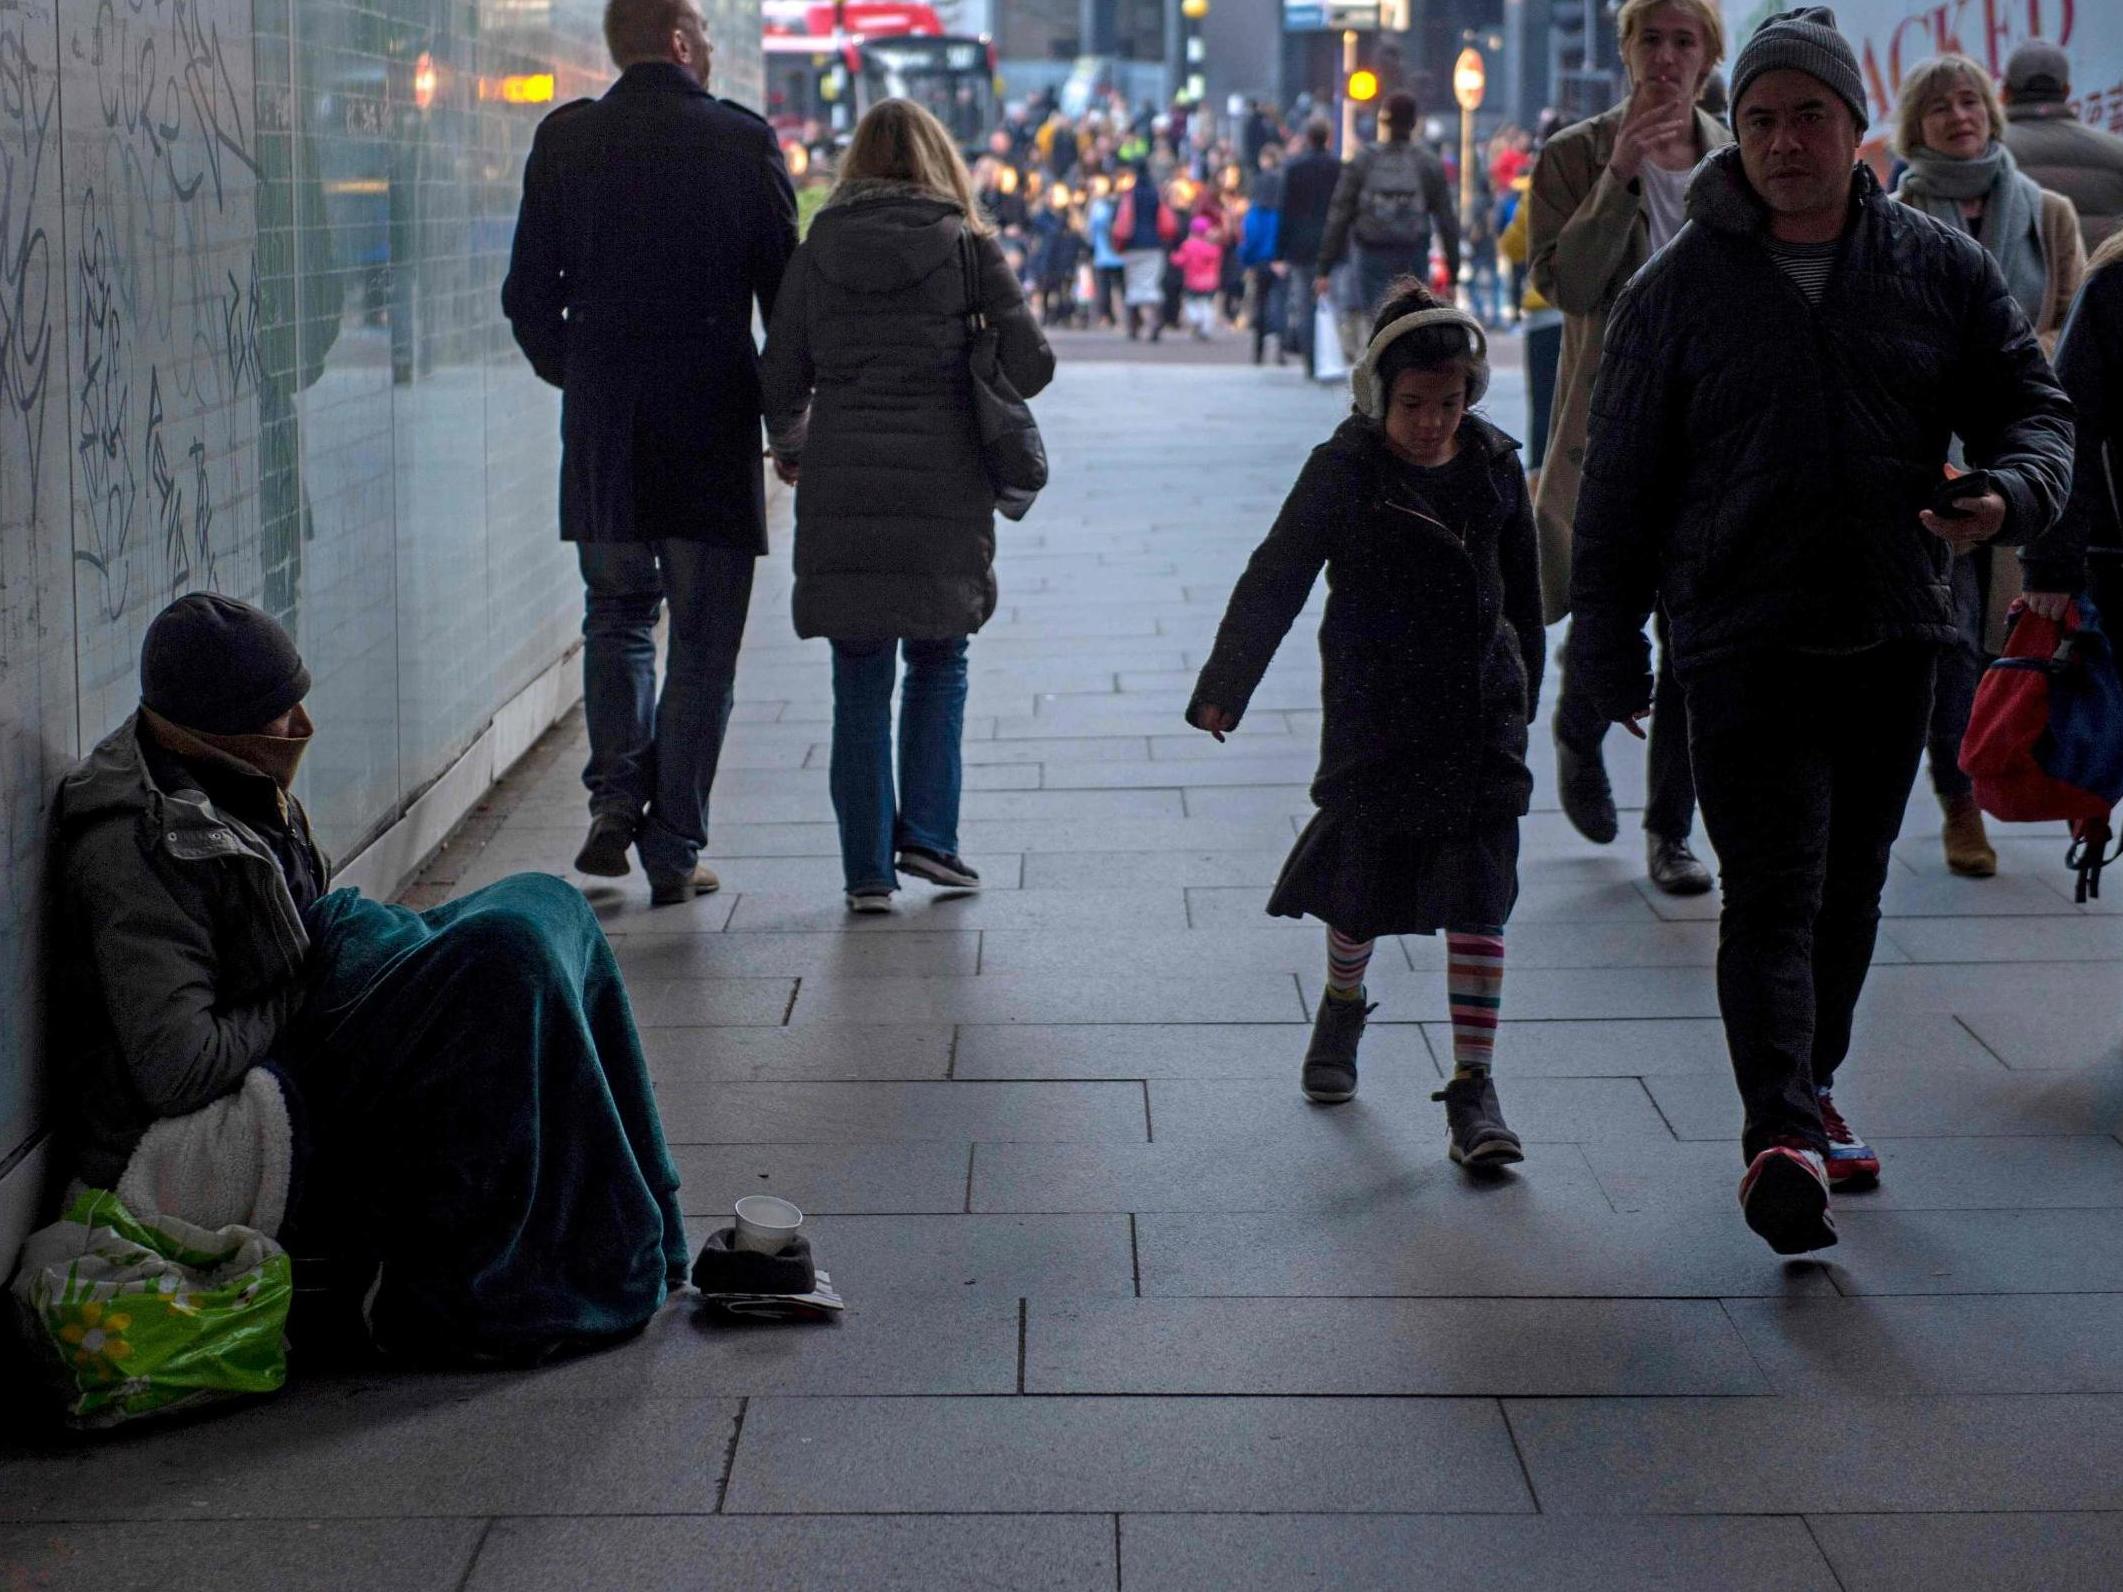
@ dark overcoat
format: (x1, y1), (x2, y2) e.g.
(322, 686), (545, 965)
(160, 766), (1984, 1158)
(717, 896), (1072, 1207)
(760, 182), (1055, 640)
(1188, 415), (1547, 838)
(502, 63), (798, 549)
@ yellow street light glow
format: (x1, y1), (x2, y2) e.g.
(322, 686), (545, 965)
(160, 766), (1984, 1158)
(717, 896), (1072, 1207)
(1453, 48), (1486, 111)
(1347, 69), (1380, 103)
(1181, 0), (1210, 17)
(500, 73), (554, 104)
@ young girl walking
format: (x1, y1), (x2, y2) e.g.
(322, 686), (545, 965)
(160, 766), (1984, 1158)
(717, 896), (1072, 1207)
(1187, 280), (1545, 1166)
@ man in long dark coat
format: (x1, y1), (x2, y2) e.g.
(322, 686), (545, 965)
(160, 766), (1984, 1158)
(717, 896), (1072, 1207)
(503, 0), (797, 903)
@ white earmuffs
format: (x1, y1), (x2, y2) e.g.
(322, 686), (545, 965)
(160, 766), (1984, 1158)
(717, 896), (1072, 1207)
(1349, 307), (1491, 418)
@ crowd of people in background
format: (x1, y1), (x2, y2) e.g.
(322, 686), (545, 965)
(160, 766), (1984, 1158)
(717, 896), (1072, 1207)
(785, 80), (1554, 361)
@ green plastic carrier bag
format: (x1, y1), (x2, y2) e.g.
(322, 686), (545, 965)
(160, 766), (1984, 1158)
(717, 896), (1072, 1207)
(8, 1188), (292, 1430)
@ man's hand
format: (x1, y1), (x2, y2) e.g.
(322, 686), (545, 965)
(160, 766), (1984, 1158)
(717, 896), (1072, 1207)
(772, 456), (800, 487)
(1609, 81), (1693, 183)
(1920, 490), (2007, 555)
(2024, 591), (2073, 621)
(1191, 704), (1236, 742)
(1618, 709), (1650, 741)
(1314, 275), (1333, 300)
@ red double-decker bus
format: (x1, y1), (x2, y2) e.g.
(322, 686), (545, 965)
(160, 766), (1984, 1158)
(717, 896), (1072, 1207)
(763, 1), (999, 152)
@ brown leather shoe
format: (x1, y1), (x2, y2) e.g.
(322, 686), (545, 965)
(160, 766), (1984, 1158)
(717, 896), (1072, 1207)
(1941, 793), (1997, 878)
(649, 864), (721, 906)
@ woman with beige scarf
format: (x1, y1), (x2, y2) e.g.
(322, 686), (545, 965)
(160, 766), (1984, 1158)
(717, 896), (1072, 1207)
(1894, 54), (2086, 878)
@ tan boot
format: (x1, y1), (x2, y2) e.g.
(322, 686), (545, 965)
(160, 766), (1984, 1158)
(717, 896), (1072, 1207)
(1941, 793), (1997, 878)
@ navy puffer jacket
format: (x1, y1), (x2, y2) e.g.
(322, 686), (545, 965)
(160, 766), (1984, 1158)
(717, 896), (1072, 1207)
(761, 181), (1054, 640)
(1567, 147), (2075, 716)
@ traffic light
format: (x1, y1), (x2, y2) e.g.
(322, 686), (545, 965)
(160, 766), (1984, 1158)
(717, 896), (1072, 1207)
(1347, 68), (1380, 103)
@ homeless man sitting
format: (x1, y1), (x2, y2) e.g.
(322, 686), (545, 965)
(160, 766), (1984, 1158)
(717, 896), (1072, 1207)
(51, 594), (687, 1362)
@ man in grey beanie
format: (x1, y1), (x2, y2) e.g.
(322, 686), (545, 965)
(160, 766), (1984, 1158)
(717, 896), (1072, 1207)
(1567, 6), (2075, 1256)
(2001, 39), (2123, 250)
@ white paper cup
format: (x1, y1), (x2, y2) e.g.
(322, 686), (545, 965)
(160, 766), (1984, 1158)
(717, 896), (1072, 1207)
(731, 1195), (805, 1254)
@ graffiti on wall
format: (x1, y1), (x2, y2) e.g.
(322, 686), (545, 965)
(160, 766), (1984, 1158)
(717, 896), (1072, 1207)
(66, 0), (262, 645)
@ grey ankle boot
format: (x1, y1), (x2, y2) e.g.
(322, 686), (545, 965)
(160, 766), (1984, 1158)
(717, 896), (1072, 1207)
(1433, 1073), (1525, 1166)
(1302, 989), (1374, 1103)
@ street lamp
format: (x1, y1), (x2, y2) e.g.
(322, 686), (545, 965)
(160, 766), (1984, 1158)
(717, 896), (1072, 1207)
(1453, 46), (1485, 295)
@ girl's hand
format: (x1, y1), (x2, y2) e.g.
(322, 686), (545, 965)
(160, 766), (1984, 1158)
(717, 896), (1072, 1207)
(2024, 591), (2072, 622)
(1192, 704), (1236, 742)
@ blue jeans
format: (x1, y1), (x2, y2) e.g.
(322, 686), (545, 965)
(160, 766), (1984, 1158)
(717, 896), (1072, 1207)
(578, 541), (756, 884)
(829, 637), (970, 893)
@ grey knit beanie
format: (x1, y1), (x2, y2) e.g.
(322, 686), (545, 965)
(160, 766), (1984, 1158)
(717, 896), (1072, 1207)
(1730, 7), (1870, 132)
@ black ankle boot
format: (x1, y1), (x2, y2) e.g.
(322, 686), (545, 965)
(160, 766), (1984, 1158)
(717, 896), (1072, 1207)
(1302, 988), (1373, 1102)
(1433, 1073), (1525, 1166)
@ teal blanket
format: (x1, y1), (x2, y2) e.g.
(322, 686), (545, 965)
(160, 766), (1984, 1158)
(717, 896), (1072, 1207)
(289, 874), (685, 1361)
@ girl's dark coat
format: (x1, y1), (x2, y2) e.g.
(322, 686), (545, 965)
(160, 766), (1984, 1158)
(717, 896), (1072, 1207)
(1188, 413), (1546, 838)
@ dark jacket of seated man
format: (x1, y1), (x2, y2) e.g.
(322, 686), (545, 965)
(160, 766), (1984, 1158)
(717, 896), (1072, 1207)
(52, 594), (324, 1189)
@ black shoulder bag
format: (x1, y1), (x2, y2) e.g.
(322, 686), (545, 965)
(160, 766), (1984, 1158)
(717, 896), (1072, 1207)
(958, 228), (1047, 522)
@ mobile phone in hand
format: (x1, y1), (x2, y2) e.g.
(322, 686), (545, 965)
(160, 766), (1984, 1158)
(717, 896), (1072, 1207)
(1929, 470), (1995, 522)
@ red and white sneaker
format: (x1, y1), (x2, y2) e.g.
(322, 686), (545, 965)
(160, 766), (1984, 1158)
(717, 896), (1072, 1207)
(1738, 1142), (1837, 1255)
(1815, 1086), (1881, 1190)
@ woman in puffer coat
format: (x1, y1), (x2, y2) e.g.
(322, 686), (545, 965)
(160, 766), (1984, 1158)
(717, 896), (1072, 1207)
(762, 99), (1054, 913)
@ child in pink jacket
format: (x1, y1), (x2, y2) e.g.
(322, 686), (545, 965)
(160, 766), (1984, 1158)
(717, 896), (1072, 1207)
(1174, 216), (1224, 340)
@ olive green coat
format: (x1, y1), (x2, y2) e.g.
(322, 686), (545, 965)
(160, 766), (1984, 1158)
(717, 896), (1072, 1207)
(1528, 103), (1733, 623)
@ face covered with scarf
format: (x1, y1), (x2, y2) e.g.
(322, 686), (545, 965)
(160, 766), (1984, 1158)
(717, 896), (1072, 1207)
(137, 593), (318, 792)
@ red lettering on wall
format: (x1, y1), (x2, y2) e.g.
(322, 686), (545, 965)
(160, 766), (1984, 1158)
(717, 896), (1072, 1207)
(1985, 0), (2019, 69)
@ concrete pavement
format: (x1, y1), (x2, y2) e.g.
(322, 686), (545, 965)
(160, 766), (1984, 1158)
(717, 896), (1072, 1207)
(7, 350), (2123, 1590)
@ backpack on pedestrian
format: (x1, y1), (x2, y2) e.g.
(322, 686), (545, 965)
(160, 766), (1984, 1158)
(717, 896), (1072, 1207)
(1959, 596), (2123, 899)
(1354, 143), (1439, 250)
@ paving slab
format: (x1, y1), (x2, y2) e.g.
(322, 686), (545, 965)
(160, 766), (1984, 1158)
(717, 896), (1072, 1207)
(1018, 848), (1294, 888)
(615, 978), (799, 1027)
(1825, 1207), (2123, 1294)
(1804, 1512), (2123, 1592)
(727, 887), (1187, 933)
(1584, 1135), (2123, 1212)
(1644, 1064), (2123, 1140)
(1137, 1201), (1838, 1299)
(1145, 1075), (1673, 1144)
(1724, 1295), (2123, 1393)
(647, 1080), (1146, 1144)
(399, 1295), (1020, 1398)
(467, 1516), (1118, 1592)
(643, 1023), (953, 1082)
(0, 1387), (740, 1520)
(972, 1137), (1608, 1213)
(787, 972), (1306, 1025)
(954, 1021), (1428, 1081)
(1025, 1297), (1766, 1394)
(1955, 1004), (2123, 1070)
(1118, 1515), (1838, 1592)
(721, 1396), (1532, 1514)
(1507, 1394), (2123, 1513)
(614, 930), (980, 981)
(675, 1142), (970, 1213)
(0, 1520), (485, 1591)
(792, 1213), (1135, 1296)
(977, 925), (1392, 980)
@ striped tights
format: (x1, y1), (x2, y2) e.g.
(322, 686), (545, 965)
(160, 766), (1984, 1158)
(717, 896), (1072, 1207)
(1322, 925), (1507, 1075)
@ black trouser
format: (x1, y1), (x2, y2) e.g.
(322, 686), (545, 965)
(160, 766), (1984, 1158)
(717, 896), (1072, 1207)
(1249, 266), (1285, 362)
(1095, 265), (1123, 325)
(1926, 551), (1989, 800)
(1685, 643), (1935, 1160)
(1553, 609), (1696, 841)
(1285, 255), (1318, 375)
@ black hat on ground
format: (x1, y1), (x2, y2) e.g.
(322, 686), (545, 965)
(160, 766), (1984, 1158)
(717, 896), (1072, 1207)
(140, 594), (311, 735)
(1730, 7), (1870, 132)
